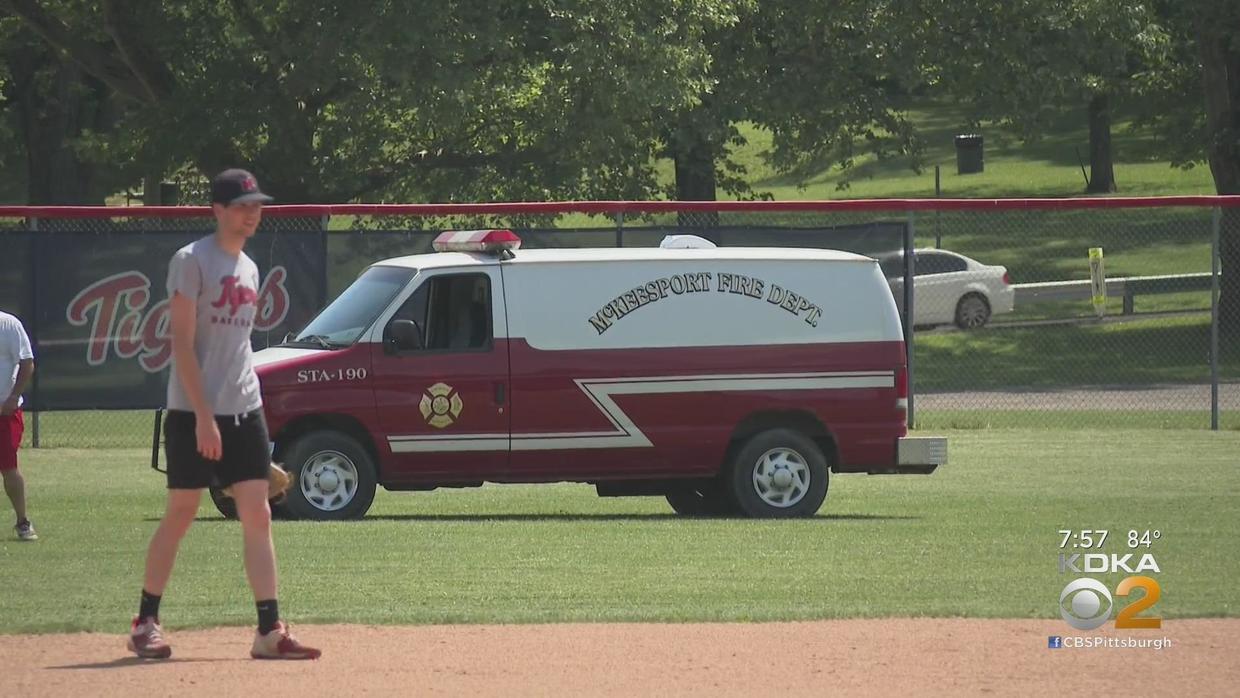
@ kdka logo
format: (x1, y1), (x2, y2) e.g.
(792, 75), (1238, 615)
(1058, 555), (1162, 631)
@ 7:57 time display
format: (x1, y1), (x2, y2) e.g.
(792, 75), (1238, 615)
(1058, 529), (1108, 549)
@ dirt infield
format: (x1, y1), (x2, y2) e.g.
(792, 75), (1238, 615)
(2, 619), (1235, 697)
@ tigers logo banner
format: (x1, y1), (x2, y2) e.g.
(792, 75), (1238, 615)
(11, 227), (325, 410)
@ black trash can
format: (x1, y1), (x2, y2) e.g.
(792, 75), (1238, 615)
(159, 181), (181, 206)
(955, 134), (984, 174)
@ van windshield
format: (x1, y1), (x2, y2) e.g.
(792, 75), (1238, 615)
(284, 266), (416, 348)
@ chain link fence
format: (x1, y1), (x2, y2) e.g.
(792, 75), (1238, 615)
(2, 200), (1237, 448)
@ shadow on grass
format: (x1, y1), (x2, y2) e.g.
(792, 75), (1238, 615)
(355, 513), (920, 523)
(48, 657), (245, 670)
(153, 513), (921, 523)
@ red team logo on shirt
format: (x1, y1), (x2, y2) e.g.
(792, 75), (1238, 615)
(211, 275), (260, 324)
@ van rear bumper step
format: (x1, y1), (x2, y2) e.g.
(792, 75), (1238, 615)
(867, 436), (948, 475)
(867, 464), (940, 475)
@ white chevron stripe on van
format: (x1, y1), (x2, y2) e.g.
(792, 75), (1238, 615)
(387, 371), (893, 453)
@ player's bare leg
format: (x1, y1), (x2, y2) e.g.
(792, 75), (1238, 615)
(233, 477), (319, 659)
(143, 488), (203, 594)
(129, 487), (200, 659)
(232, 479), (277, 599)
(2, 468), (27, 522)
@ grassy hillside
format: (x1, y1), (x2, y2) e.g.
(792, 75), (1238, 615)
(713, 102), (1216, 200)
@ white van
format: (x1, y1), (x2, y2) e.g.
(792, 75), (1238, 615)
(246, 230), (947, 520)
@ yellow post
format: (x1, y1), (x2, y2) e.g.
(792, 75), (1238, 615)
(1088, 247), (1106, 317)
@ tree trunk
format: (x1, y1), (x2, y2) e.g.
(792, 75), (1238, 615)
(1085, 92), (1117, 194)
(670, 123), (720, 232)
(5, 43), (111, 205)
(1196, 19), (1240, 338)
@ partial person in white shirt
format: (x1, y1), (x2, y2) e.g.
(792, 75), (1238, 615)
(0, 309), (36, 541)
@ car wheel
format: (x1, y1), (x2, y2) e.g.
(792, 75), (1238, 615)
(726, 428), (829, 518)
(955, 294), (991, 329)
(282, 431), (378, 521)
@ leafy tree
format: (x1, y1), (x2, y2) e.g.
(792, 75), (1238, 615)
(1126, 1), (1240, 334)
(0, 8), (126, 204)
(913, 0), (1168, 194)
(661, 1), (925, 205)
(4, 0), (738, 203)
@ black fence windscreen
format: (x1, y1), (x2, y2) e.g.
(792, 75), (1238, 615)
(7, 202), (1235, 439)
(3, 217), (907, 411)
(2, 220), (326, 410)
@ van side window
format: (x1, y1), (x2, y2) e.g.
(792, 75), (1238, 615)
(391, 273), (492, 351)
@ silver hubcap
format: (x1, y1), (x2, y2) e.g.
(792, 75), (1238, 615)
(300, 450), (359, 512)
(960, 298), (988, 327)
(752, 447), (810, 508)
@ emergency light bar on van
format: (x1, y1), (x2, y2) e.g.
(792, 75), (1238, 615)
(432, 229), (522, 255)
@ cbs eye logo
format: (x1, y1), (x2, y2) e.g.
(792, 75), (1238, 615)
(1059, 576), (1161, 630)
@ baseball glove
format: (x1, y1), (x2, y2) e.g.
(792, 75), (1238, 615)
(222, 463), (292, 502)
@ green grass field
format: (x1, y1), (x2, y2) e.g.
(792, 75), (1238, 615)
(915, 314), (1240, 391)
(1, 429), (1236, 634)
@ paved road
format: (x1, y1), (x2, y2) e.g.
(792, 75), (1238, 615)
(917, 382), (1240, 411)
(916, 308), (1209, 335)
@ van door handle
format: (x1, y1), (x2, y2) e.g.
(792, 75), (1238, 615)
(494, 382), (506, 405)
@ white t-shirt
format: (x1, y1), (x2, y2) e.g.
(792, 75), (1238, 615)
(0, 310), (34, 409)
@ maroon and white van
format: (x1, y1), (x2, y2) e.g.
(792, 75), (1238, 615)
(235, 230), (945, 520)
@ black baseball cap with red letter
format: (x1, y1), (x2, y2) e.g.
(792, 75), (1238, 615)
(211, 168), (274, 205)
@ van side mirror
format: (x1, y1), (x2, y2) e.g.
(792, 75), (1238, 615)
(386, 319), (423, 353)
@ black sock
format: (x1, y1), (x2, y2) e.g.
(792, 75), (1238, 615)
(257, 599), (279, 634)
(138, 589), (161, 622)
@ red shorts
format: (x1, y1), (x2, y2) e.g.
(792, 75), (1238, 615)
(1, 409), (23, 472)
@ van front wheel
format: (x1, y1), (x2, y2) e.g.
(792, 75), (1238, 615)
(727, 429), (828, 518)
(282, 431), (378, 521)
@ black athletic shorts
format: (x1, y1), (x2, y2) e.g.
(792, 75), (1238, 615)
(163, 408), (270, 490)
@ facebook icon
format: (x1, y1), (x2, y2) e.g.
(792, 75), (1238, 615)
(1048, 636), (1063, 649)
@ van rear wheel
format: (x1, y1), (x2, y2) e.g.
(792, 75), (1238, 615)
(727, 428), (828, 518)
(282, 431), (378, 521)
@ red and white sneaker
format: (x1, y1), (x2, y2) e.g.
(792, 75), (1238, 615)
(127, 616), (172, 659)
(250, 621), (321, 660)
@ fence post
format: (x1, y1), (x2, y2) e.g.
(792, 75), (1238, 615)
(905, 212), (916, 429)
(26, 215), (40, 448)
(615, 211), (625, 248)
(934, 166), (942, 249)
(319, 213), (331, 306)
(1211, 207), (1220, 431)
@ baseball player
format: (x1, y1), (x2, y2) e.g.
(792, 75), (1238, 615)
(128, 169), (319, 660)
(1, 308), (36, 541)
